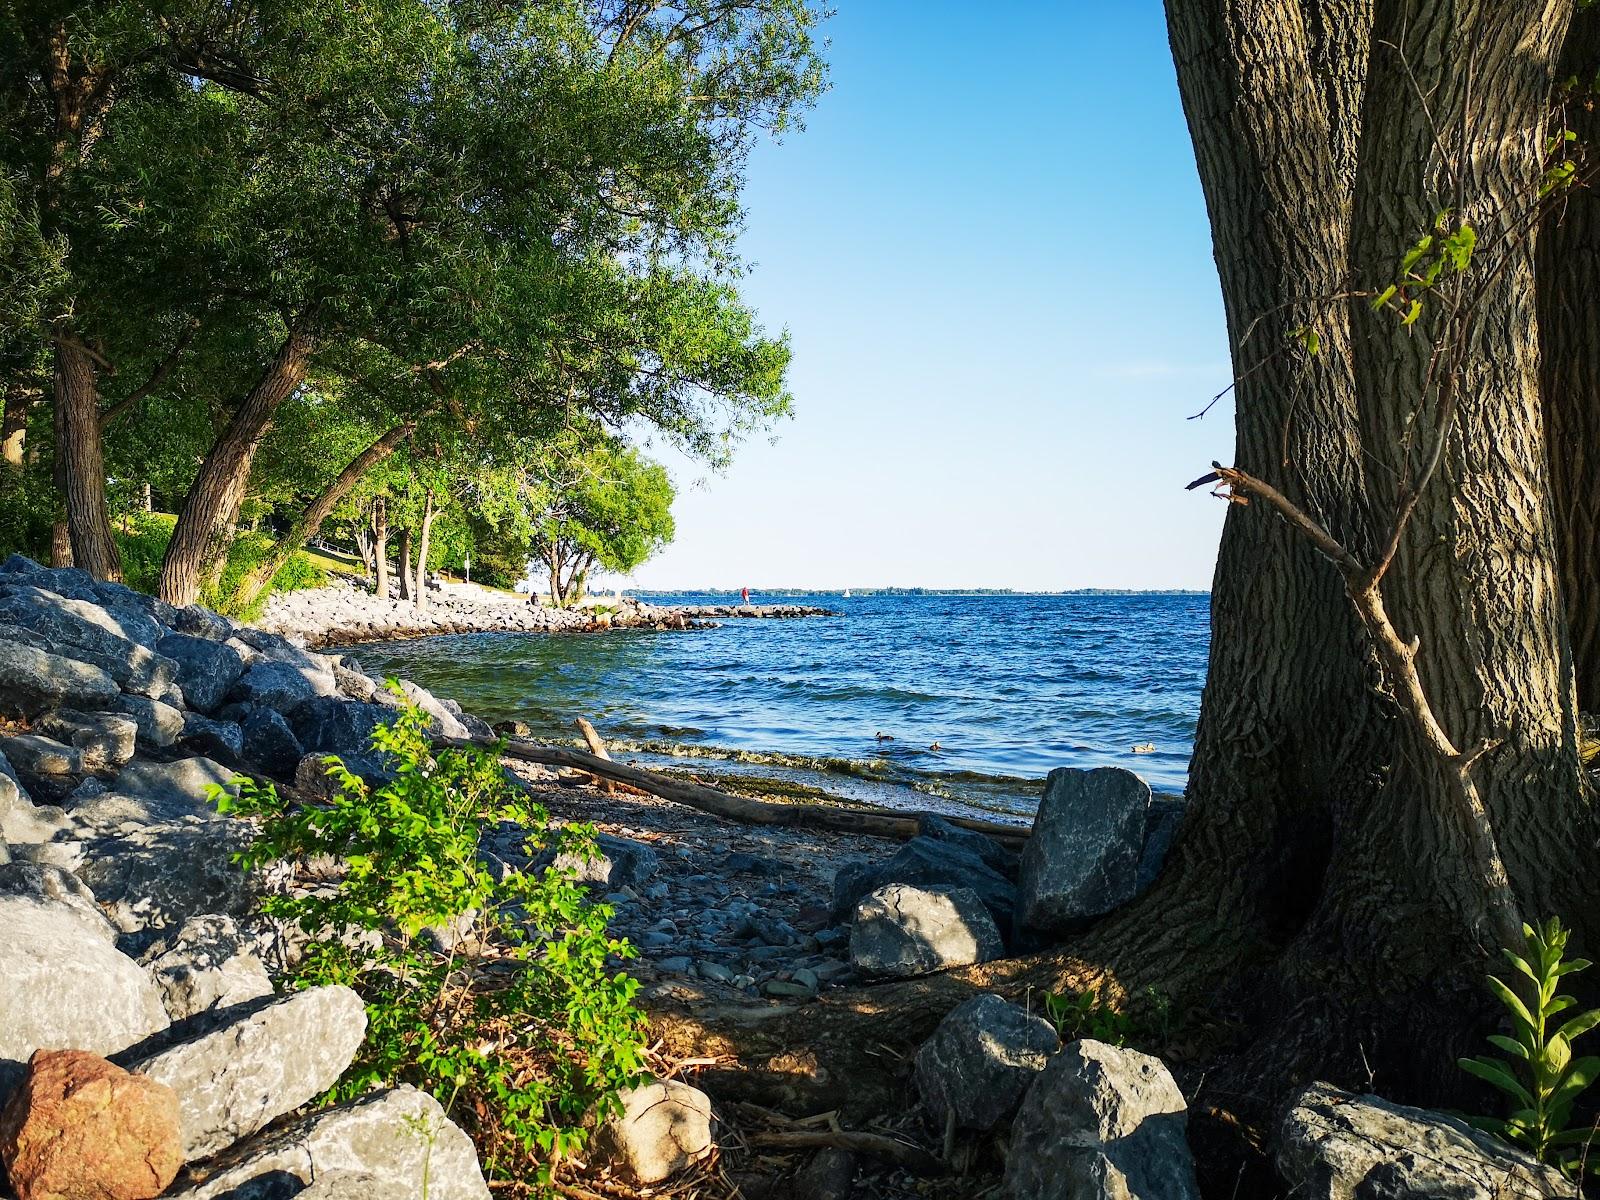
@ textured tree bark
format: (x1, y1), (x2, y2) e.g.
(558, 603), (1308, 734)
(1, 386), (27, 474)
(1541, 7), (1600, 714)
(157, 329), (313, 605)
(413, 490), (436, 611)
(373, 497), (389, 600)
(398, 529), (413, 602)
(233, 423), (416, 609)
(52, 333), (122, 580)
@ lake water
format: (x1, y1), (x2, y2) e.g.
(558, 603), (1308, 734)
(354, 592), (1211, 823)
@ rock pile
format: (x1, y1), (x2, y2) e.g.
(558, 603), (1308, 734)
(0, 554), (495, 1198)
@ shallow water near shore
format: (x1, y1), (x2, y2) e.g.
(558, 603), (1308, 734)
(353, 592), (1210, 821)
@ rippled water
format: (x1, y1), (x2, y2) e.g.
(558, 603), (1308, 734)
(354, 592), (1210, 821)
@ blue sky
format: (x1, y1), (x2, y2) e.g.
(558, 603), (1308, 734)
(621, 2), (1233, 592)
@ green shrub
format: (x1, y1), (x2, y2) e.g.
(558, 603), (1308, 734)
(1460, 917), (1600, 1175)
(1041, 986), (1134, 1046)
(112, 512), (326, 619)
(217, 693), (646, 1190)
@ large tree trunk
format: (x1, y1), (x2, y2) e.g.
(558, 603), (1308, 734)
(1541, 6), (1600, 715)
(413, 490), (436, 611)
(158, 329), (313, 605)
(52, 333), (122, 580)
(373, 497), (389, 600)
(233, 423), (416, 609)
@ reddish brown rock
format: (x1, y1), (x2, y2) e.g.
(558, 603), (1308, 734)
(0, 1049), (183, 1200)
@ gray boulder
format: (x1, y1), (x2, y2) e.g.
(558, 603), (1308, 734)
(0, 636), (121, 717)
(230, 659), (339, 711)
(393, 677), (471, 740)
(133, 985), (368, 1160)
(290, 696), (390, 758)
(34, 708), (139, 772)
(550, 832), (660, 889)
(0, 795), (72, 845)
(0, 583), (176, 696)
(0, 732), (86, 778)
(113, 755), (239, 813)
(180, 711), (246, 763)
(593, 1077), (715, 1185)
(77, 817), (257, 945)
(162, 1084), (490, 1200)
(240, 706), (304, 778)
(0, 860), (119, 943)
(0, 556), (99, 602)
(914, 993), (1059, 1130)
(141, 914), (274, 1022)
(0, 895), (170, 1097)
(1004, 1039), (1199, 1200)
(850, 883), (1003, 979)
(832, 835), (1017, 933)
(918, 814), (1020, 877)
(116, 693), (187, 747)
(174, 603), (235, 641)
(157, 634), (246, 713)
(1277, 1081), (1574, 1199)
(90, 579), (180, 639)
(1018, 767), (1151, 937)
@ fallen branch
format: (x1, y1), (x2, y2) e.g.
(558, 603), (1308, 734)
(445, 735), (1028, 848)
(574, 718), (652, 798)
(742, 1130), (944, 1177)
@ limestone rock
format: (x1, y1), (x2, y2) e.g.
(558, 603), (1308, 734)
(550, 832), (660, 889)
(1004, 1039), (1199, 1200)
(0, 733), (86, 779)
(1276, 1081), (1574, 1199)
(133, 985), (368, 1161)
(179, 712), (246, 763)
(239, 705), (304, 778)
(163, 1085), (489, 1200)
(0, 861), (119, 943)
(850, 883), (1002, 978)
(173, 604), (234, 642)
(0, 584), (176, 697)
(115, 694), (187, 748)
(593, 1077), (715, 1184)
(77, 818), (257, 945)
(296, 1172), (397, 1198)
(831, 835), (1017, 933)
(915, 993), (1059, 1130)
(0, 637), (121, 718)
(0, 1049), (183, 1200)
(156, 634), (246, 714)
(34, 709), (139, 772)
(140, 915), (274, 1022)
(229, 659), (338, 710)
(112, 756), (238, 814)
(0, 896), (170, 1095)
(1018, 767), (1150, 937)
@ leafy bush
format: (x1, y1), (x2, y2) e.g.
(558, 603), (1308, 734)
(217, 695), (645, 1190)
(1042, 987), (1134, 1046)
(113, 512), (326, 619)
(1460, 917), (1600, 1175)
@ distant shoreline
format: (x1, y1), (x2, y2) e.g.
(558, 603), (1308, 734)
(630, 587), (1211, 598)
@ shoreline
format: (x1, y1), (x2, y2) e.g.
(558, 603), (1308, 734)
(258, 575), (834, 648)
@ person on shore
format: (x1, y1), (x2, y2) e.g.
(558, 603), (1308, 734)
(741, 586), (751, 606)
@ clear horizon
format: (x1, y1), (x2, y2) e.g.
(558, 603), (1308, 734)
(605, 2), (1234, 595)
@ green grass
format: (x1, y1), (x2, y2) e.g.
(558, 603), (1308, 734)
(114, 512), (330, 620)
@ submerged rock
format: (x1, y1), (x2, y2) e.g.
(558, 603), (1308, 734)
(1017, 767), (1150, 937)
(1277, 1081), (1574, 1199)
(849, 882), (1002, 978)
(915, 993), (1058, 1130)
(1004, 1039), (1199, 1200)
(0, 1049), (184, 1200)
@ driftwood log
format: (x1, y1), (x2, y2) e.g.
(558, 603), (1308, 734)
(447, 734), (1028, 848)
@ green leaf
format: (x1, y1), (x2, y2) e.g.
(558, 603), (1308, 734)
(1488, 976), (1538, 1036)
(1372, 284), (1398, 311)
(1460, 1056), (1535, 1107)
(1557, 1008), (1600, 1044)
(1488, 1034), (1530, 1060)
(1401, 299), (1423, 326)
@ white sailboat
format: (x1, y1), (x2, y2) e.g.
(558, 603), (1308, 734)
(842, 588), (852, 598)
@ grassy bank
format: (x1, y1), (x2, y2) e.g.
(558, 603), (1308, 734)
(113, 512), (331, 620)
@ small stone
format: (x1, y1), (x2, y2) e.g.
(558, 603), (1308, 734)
(593, 1078), (715, 1185)
(699, 962), (736, 984)
(762, 980), (813, 998)
(0, 1049), (184, 1200)
(657, 955), (693, 973)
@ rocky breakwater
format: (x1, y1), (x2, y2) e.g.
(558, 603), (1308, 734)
(0, 553), (493, 1199)
(260, 576), (713, 647)
(671, 601), (835, 619)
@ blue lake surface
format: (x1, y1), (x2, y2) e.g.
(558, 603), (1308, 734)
(355, 592), (1211, 822)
